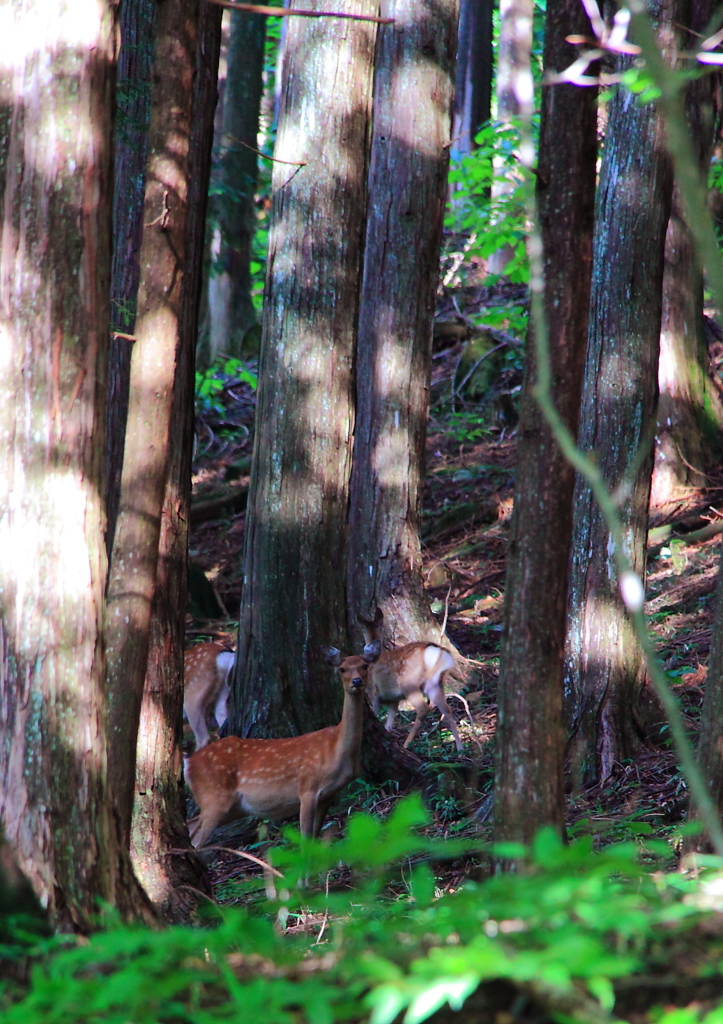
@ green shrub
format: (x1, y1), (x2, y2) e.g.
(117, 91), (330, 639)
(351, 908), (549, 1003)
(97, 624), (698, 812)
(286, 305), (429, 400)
(7, 798), (723, 1024)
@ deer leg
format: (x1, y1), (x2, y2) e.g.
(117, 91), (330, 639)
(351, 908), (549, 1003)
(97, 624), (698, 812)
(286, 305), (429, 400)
(188, 811), (217, 849)
(185, 701), (211, 750)
(426, 676), (464, 752)
(385, 701), (400, 731)
(214, 684), (230, 730)
(312, 798), (332, 838)
(299, 791), (317, 838)
(403, 689), (430, 748)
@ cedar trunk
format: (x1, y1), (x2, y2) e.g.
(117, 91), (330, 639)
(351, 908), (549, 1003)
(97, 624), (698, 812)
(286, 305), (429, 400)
(652, 198), (723, 505)
(487, 0), (533, 275)
(231, 1), (380, 739)
(205, 9), (266, 362)
(130, 2), (222, 914)
(347, 0), (459, 650)
(564, 5), (681, 786)
(106, 0), (204, 841)
(106, 0), (156, 554)
(652, 32), (723, 506)
(493, 0), (597, 845)
(686, 545), (723, 853)
(0, 0), (149, 929)
(454, 0), (494, 155)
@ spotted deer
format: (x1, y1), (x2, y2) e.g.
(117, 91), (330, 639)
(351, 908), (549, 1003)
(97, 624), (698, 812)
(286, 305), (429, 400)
(184, 645), (378, 848)
(183, 642), (235, 750)
(364, 638), (463, 751)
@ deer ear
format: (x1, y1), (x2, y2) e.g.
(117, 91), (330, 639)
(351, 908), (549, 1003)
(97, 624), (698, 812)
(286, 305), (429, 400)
(321, 645), (341, 667)
(363, 639), (381, 663)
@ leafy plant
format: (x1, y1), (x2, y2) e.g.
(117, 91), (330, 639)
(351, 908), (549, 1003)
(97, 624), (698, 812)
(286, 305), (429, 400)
(195, 357), (258, 417)
(445, 120), (535, 286)
(8, 799), (723, 1024)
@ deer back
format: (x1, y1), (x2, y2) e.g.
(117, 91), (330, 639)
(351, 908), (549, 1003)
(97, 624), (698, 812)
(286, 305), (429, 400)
(368, 642), (453, 702)
(186, 727), (343, 823)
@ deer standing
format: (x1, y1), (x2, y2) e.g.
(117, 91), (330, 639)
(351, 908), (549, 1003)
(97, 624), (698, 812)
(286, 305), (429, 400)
(184, 642), (235, 750)
(364, 639), (464, 751)
(185, 645), (378, 848)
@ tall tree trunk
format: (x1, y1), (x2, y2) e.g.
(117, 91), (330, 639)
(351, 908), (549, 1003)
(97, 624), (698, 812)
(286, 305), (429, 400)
(652, 31), (723, 506)
(231, 1), (380, 739)
(206, 9), (266, 362)
(347, 0), (459, 650)
(487, 0), (533, 275)
(0, 0), (150, 930)
(564, 2), (681, 787)
(106, 0), (204, 842)
(652, 197), (723, 505)
(454, 0), (493, 155)
(493, 0), (597, 846)
(106, 0), (156, 555)
(131, 2), (222, 916)
(685, 543), (723, 854)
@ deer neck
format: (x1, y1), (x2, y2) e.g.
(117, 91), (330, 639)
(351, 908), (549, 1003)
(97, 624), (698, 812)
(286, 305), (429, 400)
(332, 689), (365, 774)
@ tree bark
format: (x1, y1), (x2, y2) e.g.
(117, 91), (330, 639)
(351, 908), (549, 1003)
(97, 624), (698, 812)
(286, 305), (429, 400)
(106, 0), (156, 555)
(493, 0), (597, 846)
(231, 0), (380, 739)
(0, 0), (150, 930)
(564, 1), (681, 787)
(453, 0), (494, 156)
(106, 0), (204, 842)
(206, 9), (266, 363)
(130, 1), (222, 916)
(347, 0), (459, 651)
(652, 29), (723, 506)
(652, 197), (723, 505)
(486, 0), (533, 275)
(685, 544), (723, 853)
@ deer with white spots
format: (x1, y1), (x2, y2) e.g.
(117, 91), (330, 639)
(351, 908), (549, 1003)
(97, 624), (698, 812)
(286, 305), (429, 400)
(364, 639), (463, 752)
(184, 645), (378, 848)
(183, 642), (235, 750)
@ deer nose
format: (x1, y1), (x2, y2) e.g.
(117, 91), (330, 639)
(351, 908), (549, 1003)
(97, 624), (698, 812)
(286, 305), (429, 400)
(351, 676), (364, 688)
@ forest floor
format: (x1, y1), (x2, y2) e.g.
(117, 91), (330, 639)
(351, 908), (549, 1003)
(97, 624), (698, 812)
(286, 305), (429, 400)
(188, 284), (723, 896)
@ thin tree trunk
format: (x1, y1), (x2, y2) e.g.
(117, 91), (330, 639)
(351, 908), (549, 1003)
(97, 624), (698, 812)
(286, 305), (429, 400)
(493, 0), (597, 846)
(131, 2), (222, 916)
(454, 0), (494, 155)
(0, 0), (151, 929)
(106, 0), (204, 842)
(347, 0), (459, 650)
(487, 0), (533, 275)
(106, 0), (156, 555)
(206, 9), (266, 361)
(564, 1), (681, 787)
(231, 0), (379, 739)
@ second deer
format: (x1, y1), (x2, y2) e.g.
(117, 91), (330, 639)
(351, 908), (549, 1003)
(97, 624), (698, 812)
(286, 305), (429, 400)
(185, 645), (378, 848)
(184, 641), (235, 750)
(365, 639), (464, 752)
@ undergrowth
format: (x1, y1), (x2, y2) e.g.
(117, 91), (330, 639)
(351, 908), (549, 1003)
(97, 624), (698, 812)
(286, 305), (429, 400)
(5, 796), (723, 1024)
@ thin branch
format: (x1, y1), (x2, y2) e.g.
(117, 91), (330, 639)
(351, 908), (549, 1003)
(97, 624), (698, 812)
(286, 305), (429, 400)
(225, 134), (305, 166)
(201, 844), (284, 876)
(205, 0), (394, 24)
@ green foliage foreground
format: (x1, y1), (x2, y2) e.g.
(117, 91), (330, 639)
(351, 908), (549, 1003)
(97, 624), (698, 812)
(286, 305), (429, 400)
(5, 798), (723, 1024)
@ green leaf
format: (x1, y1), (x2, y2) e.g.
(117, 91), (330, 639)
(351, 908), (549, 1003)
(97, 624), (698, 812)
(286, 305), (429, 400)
(405, 976), (479, 1024)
